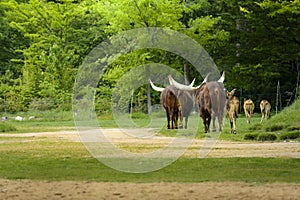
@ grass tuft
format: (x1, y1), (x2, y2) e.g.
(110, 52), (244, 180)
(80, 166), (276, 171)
(0, 122), (17, 132)
(279, 131), (300, 140)
(244, 133), (259, 140)
(257, 133), (278, 141)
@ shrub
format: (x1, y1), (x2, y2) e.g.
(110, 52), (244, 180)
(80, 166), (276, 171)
(29, 98), (55, 111)
(257, 133), (277, 141)
(279, 131), (300, 140)
(131, 112), (148, 119)
(0, 122), (17, 132)
(249, 123), (262, 131)
(244, 133), (259, 140)
(265, 123), (286, 132)
(287, 126), (300, 131)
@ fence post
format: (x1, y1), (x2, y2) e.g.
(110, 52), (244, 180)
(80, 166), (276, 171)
(276, 80), (281, 114)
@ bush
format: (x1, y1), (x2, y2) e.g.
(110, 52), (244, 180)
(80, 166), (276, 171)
(244, 133), (259, 140)
(249, 123), (262, 131)
(0, 122), (17, 132)
(287, 126), (300, 131)
(131, 112), (148, 119)
(29, 98), (56, 111)
(265, 123), (286, 132)
(279, 131), (300, 140)
(257, 133), (278, 141)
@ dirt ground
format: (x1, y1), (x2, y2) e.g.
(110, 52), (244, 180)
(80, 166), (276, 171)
(1, 179), (300, 200)
(0, 129), (299, 200)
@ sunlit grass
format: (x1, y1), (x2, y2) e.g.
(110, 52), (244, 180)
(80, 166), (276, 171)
(0, 138), (299, 183)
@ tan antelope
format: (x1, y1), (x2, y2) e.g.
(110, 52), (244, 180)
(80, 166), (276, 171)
(260, 99), (271, 123)
(243, 99), (255, 124)
(226, 89), (239, 134)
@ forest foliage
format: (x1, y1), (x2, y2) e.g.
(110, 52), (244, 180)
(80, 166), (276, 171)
(0, 0), (299, 114)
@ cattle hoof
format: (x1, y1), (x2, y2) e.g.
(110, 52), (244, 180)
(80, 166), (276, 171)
(179, 125), (183, 129)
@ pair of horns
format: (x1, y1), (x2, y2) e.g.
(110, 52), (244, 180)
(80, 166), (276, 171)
(168, 72), (225, 91)
(150, 72), (225, 92)
(149, 77), (196, 92)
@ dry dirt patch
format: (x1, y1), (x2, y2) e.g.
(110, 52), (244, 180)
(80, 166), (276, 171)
(1, 179), (300, 200)
(1, 129), (299, 158)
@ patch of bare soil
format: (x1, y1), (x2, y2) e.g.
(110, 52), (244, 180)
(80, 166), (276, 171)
(0, 179), (299, 200)
(0, 129), (299, 200)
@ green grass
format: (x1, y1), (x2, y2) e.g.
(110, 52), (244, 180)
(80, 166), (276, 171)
(0, 103), (299, 183)
(0, 139), (298, 183)
(1, 99), (299, 141)
(0, 121), (17, 132)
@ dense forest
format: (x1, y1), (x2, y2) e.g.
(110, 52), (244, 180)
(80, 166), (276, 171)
(0, 0), (299, 114)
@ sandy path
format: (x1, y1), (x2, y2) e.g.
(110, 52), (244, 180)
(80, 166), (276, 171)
(0, 129), (299, 200)
(2, 128), (298, 158)
(0, 179), (299, 200)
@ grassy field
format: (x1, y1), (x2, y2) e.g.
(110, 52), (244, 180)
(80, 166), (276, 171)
(0, 100), (299, 183)
(1, 99), (299, 141)
(0, 138), (299, 183)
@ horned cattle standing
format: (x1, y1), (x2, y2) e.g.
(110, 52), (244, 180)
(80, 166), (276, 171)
(149, 80), (180, 129)
(260, 99), (271, 123)
(176, 89), (194, 129)
(149, 79), (194, 129)
(226, 89), (239, 134)
(243, 99), (254, 124)
(169, 72), (226, 133)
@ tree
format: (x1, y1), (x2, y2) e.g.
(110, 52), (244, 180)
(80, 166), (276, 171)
(233, 0), (300, 106)
(95, 0), (230, 113)
(2, 0), (106, 100)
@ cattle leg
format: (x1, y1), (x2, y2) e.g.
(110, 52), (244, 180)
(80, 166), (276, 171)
(218, 115), (223, 132)
(179, 112), (183, 129)
(166, 110), (171, 129)
(172, 113), (178, 129)
(184, 117), (188, 129)
(211, 117), (216, 132)
(207, 115), (211, 133)
(201, 115), (208, 133)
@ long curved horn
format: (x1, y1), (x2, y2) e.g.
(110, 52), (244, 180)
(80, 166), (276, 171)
(189, 78), (195, 87)
(168, 77), (195, 87)
(149, 79), (165, 92)
(218, 71), (225, 83)
(168, 75), (194, 91)
(168, 74), (209, 91)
